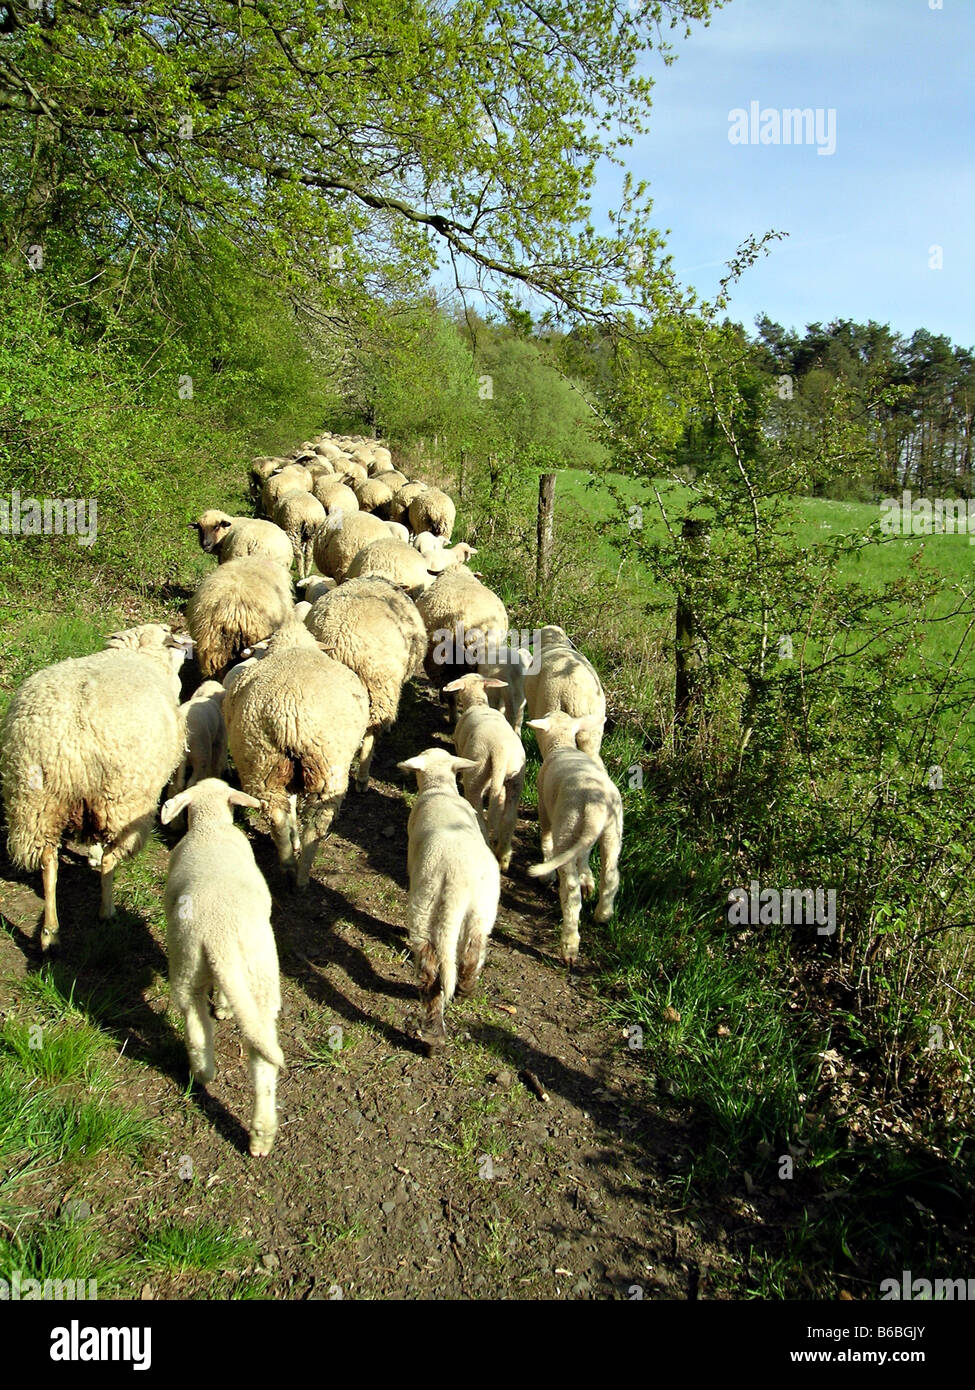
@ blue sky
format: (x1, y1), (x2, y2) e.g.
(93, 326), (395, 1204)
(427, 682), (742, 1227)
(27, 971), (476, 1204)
(607, 0), (974, 346)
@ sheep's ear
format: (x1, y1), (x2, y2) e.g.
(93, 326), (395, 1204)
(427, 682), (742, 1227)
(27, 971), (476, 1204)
(161, 790), (193, 824)
(227, 789), (262, 811)
(397, 755), (426, 774)
(483, 678), (507, 689)
(187, 521), (199, 530)
(527, 717), (552, 733)
(450, 756), (478, 773)
(442, 678), (467, 692)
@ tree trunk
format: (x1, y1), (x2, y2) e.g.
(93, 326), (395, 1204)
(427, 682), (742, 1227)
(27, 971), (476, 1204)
(536, 472), (556, 594)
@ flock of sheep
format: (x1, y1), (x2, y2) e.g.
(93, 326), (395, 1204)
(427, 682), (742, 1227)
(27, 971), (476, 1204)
(0, 432), (624, 1158)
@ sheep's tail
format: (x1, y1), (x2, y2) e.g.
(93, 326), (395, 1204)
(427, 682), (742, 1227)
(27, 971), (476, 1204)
(527, 826), (597, 877)
(208, 948), (285, 1071)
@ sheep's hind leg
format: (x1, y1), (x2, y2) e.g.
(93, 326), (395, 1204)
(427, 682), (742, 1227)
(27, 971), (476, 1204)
(355, 732), (377, 792)
(39, 844), (61, 952)
(594, 811), (622, 924)
(497, 777), (522, 872)
(413, 937), (446, 1053)
(456, 918), (490, 999)
(267, 801), (296, 878)
(99, 812), (154, 919)
(557, 861), (583, 967)
(247, 1047), (279, 1157)
(295, 793), (342, 888)
(183, 988), (215, 1085)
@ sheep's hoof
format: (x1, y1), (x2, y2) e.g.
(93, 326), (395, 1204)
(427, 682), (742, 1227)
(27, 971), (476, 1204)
(354, 777), (369, 793)
(98, 905), (116, 921)
(498, 852), (512, 872)
(39, 930), (59, 954)
(594, 904), (613, 923)
(420, 1029), (447, 1056)
(249, 1132), (276, 1158)
(580, 875), (595, 899)
(191, 1064), (215, 1086)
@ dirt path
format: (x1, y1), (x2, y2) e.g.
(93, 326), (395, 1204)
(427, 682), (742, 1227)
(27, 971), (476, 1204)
(0, 679), (735, 1300)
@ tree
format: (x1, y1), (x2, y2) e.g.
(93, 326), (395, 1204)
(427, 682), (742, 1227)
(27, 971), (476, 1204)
(0, 0), (721, 326)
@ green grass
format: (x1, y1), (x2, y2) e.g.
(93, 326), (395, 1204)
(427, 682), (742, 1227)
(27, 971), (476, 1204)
(139, 1219), (257, 1275)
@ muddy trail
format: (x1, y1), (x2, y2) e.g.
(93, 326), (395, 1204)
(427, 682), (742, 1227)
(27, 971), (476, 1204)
(0, 677), (749, 1301)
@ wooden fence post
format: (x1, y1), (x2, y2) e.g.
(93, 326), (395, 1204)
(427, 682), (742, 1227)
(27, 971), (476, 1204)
(536, 472), (557, 594)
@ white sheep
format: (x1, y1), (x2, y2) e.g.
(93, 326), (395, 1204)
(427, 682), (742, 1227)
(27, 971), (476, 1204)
(0, 624), (188, 949)
(295, 575), (337, 604)
(524, 625), (606, 759)
(345, 537), (434, 599)
(412, 531), (445, 557)
(379, 469), (409, 497)
(187, 556), (293, 680)
(415, 565), (509, 689)
(352, 476), (396, 514)
(425, 541), (478, 575)
(161, 778), (284, 1157)
(526, 712), (623, 965)
(222, 616), (369, 886)
(387, 480), (428, 524)
(442, 674), (526, 871)
(304, 577), (427, 790)
(311, 476), (360, 516)
(167, 680), (227, 803)
(272, 488), (327, 580)
(397, 748), (501, 1050)
(384, 520), (410, 546)
(262, 466), (312, 514)
(313, 510), (397, 582)
(479, 644), (533, 734)
(408, 487), (456, 541)
(190, 511), (293, 571)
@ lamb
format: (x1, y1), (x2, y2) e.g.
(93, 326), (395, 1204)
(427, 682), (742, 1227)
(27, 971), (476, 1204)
(525, 712), (623, 965)
(0, 624), (188, 950)
(425, 542), (478, 575)
(479, 644), (532, 734)
(387, 481), (428, 524)
(305, 577), (427, 790)
(187, 556), (293, 679)
(408, 487), (456, 541)
(397, 748), (501, 1050)
(161, 779), (284, 1157)
(313, 510), (396, 582)
(415, 565), (509, 689)
(524, 625), (607, 759)
(352, 476), (396, 514)
(345, 537), (434, 600)
(442, 675), (526, 871)
(190, 512), (293, 571)
(222, 616), (369, 886)
(272, 488), (327, 580)
(167, 680), (228, 804)
(311, 476), (359, 516)
(412, 531), (445, 558)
